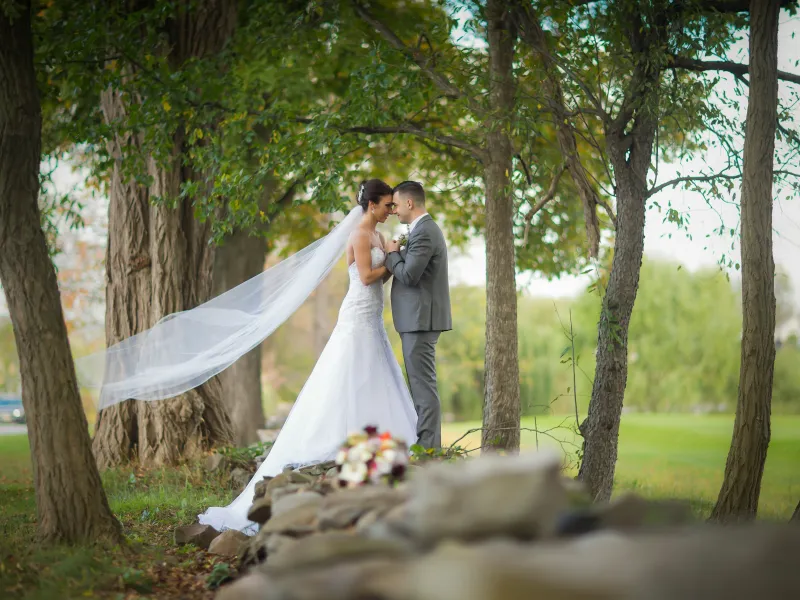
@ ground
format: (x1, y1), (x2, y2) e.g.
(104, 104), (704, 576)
(1, 414), (799, 598)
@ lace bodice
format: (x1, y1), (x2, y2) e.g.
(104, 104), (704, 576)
(337, 247), (386, 333)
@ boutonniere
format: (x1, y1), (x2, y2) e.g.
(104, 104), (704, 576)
(397, 225), (410, 250)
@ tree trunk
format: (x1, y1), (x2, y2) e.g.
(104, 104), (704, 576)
(212, 229), (268, 446)
(710, 0), (780, 523)
(92, 0), (237, 468)
(577, 11), (662, 501)
(0, 2), (122, 543)
(481, 0), (520, 452)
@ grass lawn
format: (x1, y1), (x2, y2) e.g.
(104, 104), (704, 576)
(0, 434), (240, 599)
(1, 414), (798, 598)
(442, 413), (800, 520)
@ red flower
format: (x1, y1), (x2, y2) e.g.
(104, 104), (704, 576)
(364, 425), (379, 436)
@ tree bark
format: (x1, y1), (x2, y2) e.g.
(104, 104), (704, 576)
(0, 2), (122, 543)
(710, 0), (780, 523)
(212, 229), (268, 446)
(577, 11), (663, 502)
(481, 0), (521, 452)
(92, 0), (237, 468)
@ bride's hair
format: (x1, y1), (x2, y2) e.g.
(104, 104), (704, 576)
(356, 179), (393, 212)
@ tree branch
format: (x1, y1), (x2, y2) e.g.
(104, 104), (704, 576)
(523, 164), (566, 246)
(351, 1), (482, 114)
(646, 170), (743, 198)
(333, 122), (485, 159)
(668, 55), (800, 86)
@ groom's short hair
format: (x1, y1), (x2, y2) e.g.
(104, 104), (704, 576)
(393, 181), (425, 207)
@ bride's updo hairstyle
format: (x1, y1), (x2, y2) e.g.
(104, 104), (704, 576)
(357, 179), (393, 212)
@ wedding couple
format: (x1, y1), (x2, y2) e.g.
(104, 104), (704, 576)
(198, 179), (451, 534)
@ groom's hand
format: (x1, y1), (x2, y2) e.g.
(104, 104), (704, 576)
(386, 239), (401, 253)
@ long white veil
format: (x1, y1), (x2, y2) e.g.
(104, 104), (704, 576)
(75, 207), (363, 410)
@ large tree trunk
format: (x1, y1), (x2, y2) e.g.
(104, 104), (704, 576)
(212, 229), (268, 446)
(481, 0), (521, 451)
(0, 2), (122, 543)
(710, 0), (780, 523)
(92, 1), (237, 468)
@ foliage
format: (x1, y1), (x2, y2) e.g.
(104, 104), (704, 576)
(215, 441), (273, 469)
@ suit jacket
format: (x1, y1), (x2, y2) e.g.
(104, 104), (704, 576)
(385, 215), (452, 334)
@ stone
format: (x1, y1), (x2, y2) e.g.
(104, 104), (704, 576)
(214, 572), (273, 600)
(247, 496), (272, 525)
(245, 559), (407, 600)
(204, 452), (228, 473)
(208, 529), (250, 557)
(406, 451), (568, 545)
(270, 483), (311, 505)
(595, 493), (694, 532)
(253, 476), (272, 500)
(299, 460), (337, 477)
(265, 531), (411, 571)
(271, 490), (323, 517)
(230, 467), (252, 492)
(173, 523), (220, 549)
(260, 502), (318, 536)
(318, 486), (407, 530)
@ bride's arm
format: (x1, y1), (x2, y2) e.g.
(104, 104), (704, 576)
(378, 233), (393, 283)
(352, 230), (388, 286)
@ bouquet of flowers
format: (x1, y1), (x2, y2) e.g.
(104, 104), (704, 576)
(335, 426), (409, 488)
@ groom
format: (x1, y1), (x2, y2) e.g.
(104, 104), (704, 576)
(384, 181), (451, 450)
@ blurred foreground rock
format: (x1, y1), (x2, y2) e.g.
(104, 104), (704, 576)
(205, 451), (799, 599)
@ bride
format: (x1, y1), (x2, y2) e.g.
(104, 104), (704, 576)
(198, 179), (417, 534)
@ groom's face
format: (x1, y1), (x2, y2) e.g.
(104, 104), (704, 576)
(393, 191), (413, 224)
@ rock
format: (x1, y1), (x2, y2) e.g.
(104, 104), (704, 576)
(247, 496), (272, 525)
(174, 523), (220, 549)
(208, 529), (250, 557)
(270, 483), (312, 505)
(214, 572), (273, 600)
(265, 531), (411, 570)
(253, 476), (272, 500)
(243, 559), (407, 600)
(318, 486), (407, 531)
(299, 460), (337, 477)
(406, 451), (568, 545)
(261, 502), (318, 536)
(326, 466), (339, 479)
(205, 452), (228, 473)
(272, 490), (323, 517)
(595, 493), (694, 532)
(231, 467), (252, 492)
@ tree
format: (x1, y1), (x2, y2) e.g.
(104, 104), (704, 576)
(710, 0), (781, 523)
(348, 0), (613, 451)
(0, 0), (121, 543)
(513, 0), (800, 501)
(90, 0), (238, 467)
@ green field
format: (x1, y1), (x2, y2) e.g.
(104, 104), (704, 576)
(442, 414), (800, 519)
(1, 414), (798, 598)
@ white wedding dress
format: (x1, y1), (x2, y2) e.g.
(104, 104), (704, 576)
(198, 246), (418, 534)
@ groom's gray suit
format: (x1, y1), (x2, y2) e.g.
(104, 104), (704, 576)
(385, 214), (451, 449)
